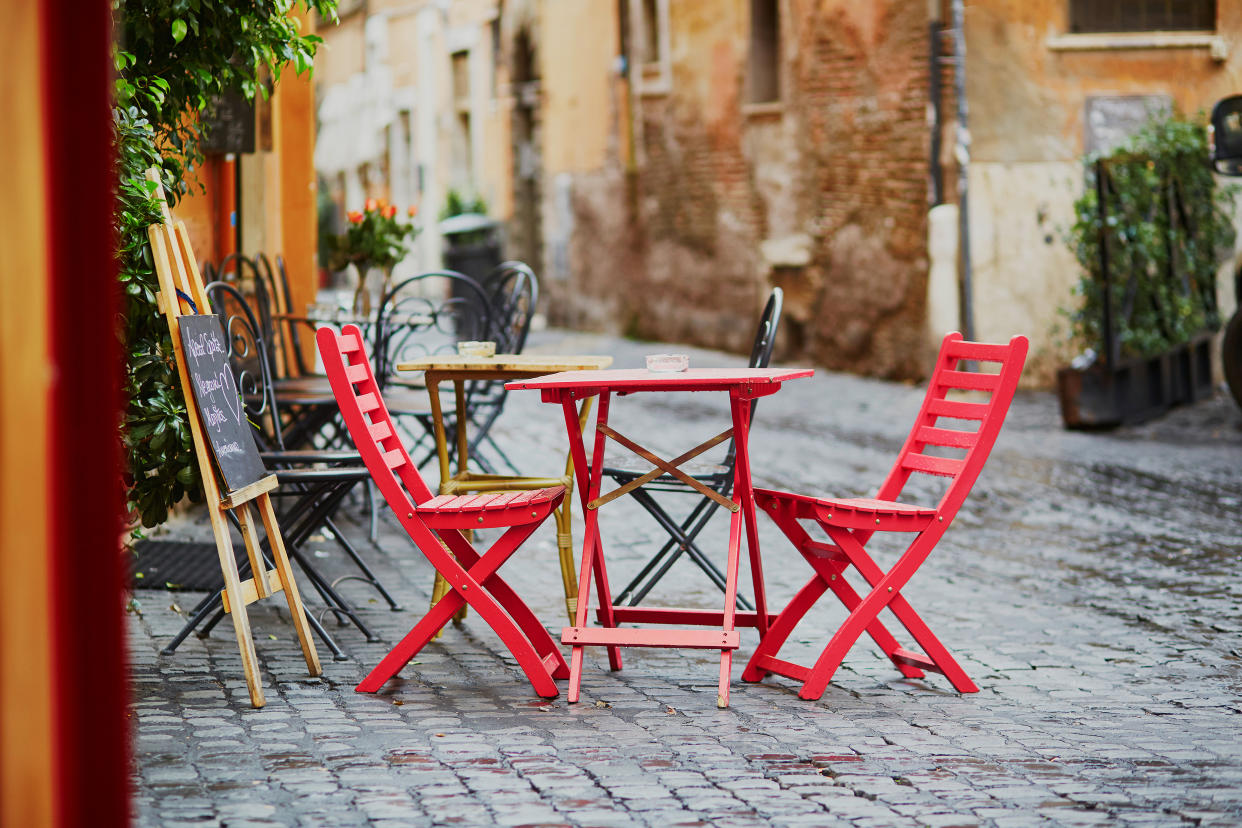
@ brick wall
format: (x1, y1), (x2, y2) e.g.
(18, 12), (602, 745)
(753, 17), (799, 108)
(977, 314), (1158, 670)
(551, 0), (934, 378)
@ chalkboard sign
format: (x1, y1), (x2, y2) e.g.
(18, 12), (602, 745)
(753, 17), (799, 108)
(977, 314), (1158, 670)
(178, 314), (268, 492)
(202, 91), (256, 155)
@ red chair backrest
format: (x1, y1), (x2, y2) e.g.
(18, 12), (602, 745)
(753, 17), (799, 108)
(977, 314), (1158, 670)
(876, 332), (1028, 520)
(316, 324), (436, 514)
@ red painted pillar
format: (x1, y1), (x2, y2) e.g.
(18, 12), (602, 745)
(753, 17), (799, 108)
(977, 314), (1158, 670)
(40, 0), (130, 824)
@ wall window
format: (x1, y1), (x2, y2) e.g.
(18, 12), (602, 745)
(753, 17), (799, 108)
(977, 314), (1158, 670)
(641, 0), (662, 65)
(634, 0), (669, 93)
(748, 0), (780, 103)
(450, 50), (473, 192)
(1069, 0), (1215, 33)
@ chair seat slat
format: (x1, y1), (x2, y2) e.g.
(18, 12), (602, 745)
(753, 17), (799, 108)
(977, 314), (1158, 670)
(901, 452), (963, 477)
(937, 369), (999, 391)
(926, 398), (989, 420)
(915, 425), (978, 449)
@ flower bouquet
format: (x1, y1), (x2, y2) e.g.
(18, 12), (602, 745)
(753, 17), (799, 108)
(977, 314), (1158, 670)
(326, 198), (419, 313)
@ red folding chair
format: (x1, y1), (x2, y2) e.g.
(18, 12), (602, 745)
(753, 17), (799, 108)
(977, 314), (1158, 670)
(742, 332), (1028, 700)
(316, 324), (569, 697)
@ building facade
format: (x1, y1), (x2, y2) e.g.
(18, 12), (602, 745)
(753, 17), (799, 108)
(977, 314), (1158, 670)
(314, 0), (1242, 385)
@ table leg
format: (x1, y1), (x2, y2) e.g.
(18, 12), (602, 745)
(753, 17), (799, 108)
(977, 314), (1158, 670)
(718, 504), (743, 708)
(555, 396), (594, 622)
(559, 392), (621, 703)
(731, 395), (770, 637)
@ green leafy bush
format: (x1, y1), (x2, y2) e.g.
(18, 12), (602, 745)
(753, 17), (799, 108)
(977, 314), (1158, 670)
(115, 0), (337, 529)
(1065, 111), (1236, 360)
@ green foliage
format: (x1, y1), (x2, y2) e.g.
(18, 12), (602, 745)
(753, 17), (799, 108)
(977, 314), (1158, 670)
(115, 0), (337, 529)
(1065, 111), (1237, 359)
(325, 199), (420, 272)
(440, 189), (489, 220)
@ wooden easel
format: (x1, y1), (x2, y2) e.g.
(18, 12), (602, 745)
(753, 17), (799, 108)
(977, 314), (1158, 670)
(145, 169), (321, 707)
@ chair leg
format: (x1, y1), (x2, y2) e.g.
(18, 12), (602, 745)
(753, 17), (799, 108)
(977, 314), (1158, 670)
(361, 524), (562, 697)
(322, 515), (403, 610)
(826, 527), (974, 691)
(741, 574), (828, 682)
(438, 527), (569, 679)
(356, 587), (466, 692)
(554, 500), (578, 623)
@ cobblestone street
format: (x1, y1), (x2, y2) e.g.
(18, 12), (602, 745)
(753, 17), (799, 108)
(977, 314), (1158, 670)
(129, 330), (1242, 827)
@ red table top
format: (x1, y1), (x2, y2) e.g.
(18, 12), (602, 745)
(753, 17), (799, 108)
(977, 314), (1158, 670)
(506, 367), (814, 394)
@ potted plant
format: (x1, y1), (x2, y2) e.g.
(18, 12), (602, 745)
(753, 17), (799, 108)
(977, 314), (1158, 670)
(1058, 111), (1237, 427)
(325, 198), (420, 314)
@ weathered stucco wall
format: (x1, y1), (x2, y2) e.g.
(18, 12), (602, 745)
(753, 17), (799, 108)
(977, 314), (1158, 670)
(967, 0), (1242, 383)
(550, 0), (934, 378)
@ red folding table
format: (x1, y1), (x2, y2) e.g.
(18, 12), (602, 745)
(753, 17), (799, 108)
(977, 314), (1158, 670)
(506, 367), (813, 707)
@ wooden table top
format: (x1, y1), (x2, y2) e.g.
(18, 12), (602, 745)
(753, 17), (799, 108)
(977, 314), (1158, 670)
(397, 354), (613, 374)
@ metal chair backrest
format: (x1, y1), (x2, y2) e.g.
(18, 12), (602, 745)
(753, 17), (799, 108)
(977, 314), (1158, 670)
(877, 332), (1028, 520)
(317, 324), (437, 513)
(483, 261), (538, 354)
(722, 287), (783, 468)
(373, 270), (494, 387)
(212, 253), (284, 378)
(203, 279), (283, 451)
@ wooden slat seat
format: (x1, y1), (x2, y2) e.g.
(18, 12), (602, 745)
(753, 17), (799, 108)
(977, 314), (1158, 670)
(418, 486), (564, 530)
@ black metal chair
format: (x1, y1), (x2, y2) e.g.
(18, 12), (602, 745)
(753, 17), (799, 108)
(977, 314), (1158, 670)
(372, 271), (495, 467)
(161, 281), (405, 661)
(606, 287), (784, 610)
(454, 261), (540, 474)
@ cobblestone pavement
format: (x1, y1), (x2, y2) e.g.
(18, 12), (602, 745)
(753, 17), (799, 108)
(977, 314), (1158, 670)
(129, 330), (1242, 827)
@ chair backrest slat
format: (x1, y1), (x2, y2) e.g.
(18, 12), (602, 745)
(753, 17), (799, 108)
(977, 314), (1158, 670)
(901, 452), (965, 478)
(382, 447), (407, 470)
(368, 420), (393, 442)
(357, 392), (380, 413)
(914, 425), (978, 450)
(345, 363), (369, 383)
(943, 340), (1011, 362)
(937, 369), (999, 392)
(926, 398), (988, 420)
(876, 332), (1028, 520)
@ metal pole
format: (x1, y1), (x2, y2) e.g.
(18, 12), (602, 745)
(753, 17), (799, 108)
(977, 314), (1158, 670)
(1096, 158), (1115, 372)
(928, 0), (944, 205)
(951, 0), (974, 341)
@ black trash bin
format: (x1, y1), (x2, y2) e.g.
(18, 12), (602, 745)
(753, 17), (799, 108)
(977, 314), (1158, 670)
(441, 213), (501, 329)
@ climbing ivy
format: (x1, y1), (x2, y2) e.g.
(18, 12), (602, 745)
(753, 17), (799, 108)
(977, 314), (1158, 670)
(1065, 111), (1237, 360)
(115, 0), (337, 529)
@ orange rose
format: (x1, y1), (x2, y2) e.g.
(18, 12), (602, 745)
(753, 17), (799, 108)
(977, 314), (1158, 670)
(377, 198), (389, 209)
(364, 198), (378, 212)
(407, 205), (419, 217)
(382, 204), (397, 219)
(347, 210), (363, 224)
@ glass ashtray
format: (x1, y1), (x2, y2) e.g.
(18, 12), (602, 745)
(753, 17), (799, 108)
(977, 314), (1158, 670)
(457, 340), (496, 358)
(646, 353), (689, 372)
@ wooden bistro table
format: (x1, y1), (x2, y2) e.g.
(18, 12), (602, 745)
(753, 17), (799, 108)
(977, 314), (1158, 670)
(506, 366), (813, 707)
(397, 353), (613, 622)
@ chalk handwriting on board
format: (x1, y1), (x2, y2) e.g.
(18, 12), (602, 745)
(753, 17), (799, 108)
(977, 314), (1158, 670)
(178, 314), (269, 492)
